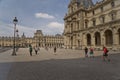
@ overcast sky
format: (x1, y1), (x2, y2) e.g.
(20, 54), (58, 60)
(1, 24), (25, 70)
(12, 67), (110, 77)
(0, 0), (101, 37)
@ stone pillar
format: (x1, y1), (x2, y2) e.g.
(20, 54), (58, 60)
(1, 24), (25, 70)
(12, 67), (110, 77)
(72, 35), (76, 49)
(69, 37), (72, 49)
(113, 28), (119, 50)
(82, 34), (87, 48)
(101, 31), (105, 48)
(91, 33), (95, 48)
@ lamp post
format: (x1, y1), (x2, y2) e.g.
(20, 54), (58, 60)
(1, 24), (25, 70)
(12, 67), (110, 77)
(12, 17), (18, 56)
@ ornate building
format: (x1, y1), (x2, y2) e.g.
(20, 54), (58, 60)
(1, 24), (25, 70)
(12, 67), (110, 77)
(64, 0), (120, 50)
(0, 30), (64, 48)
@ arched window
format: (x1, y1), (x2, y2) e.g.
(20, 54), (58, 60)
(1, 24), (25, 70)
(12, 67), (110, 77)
(87, 34), (91, 46)
(111, 1), (115, 8)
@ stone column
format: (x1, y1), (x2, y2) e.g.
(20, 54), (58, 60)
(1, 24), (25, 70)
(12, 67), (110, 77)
(72, 35), (76, 49)
(112, 28), (119, 50)
(101, 31), (105, 48)
(91, 33), (95, 48)
(82, 34), (87, 48)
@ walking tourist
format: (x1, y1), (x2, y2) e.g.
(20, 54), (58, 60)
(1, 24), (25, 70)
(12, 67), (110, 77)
(103, 46), (110, 61)
(34, 46), (39, 55)
(89, 47), (94, 57)
(84, 47), (88, 57)
(54, 46), (57, 53)
(29, 44), (33, 56)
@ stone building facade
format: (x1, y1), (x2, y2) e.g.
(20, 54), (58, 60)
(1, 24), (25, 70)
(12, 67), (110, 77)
(0, 30), (64, 48)
(64, 0), (120, 50)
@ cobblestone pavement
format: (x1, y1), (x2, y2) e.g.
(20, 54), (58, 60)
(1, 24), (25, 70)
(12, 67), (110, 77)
(0, 48), (120, 80)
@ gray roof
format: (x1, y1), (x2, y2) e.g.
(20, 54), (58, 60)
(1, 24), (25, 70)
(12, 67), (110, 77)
(71, 0), (94, 8)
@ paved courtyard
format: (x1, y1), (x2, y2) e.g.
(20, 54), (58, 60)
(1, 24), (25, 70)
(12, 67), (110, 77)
(0, 48), (120, 80)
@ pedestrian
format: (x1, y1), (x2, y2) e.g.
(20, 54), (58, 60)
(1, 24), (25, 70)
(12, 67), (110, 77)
(34, 46), (39, 55)
(84, 47), (88, 57)
(29, 44), (33, 56)
(103, 46), (110, 61)
(54, 47), (57, 53)
(89, 47), (94, 57)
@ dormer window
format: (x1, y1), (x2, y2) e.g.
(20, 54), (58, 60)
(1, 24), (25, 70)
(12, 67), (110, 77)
(101, 6), (103, 12)
(111, 1), (115, 8)
(109, 11), (117, 21)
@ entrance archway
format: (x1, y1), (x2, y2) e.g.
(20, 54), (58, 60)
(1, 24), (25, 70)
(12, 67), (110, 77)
(118, 28), (120, 44)
(105, 30), (113, 46)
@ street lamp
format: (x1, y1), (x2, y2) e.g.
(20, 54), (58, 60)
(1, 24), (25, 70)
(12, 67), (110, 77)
(12, 17), (18, 56)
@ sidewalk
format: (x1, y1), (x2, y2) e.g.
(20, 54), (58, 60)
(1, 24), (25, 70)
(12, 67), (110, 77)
(0, 48), (120, 80)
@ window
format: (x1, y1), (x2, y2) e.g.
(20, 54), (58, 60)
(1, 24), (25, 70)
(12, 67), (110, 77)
(111, 13), (115, 20)
(101, 6), (103, 12)
(85, 21), (88, 28)
(109, 11), (117, 21)
(92, 10), (95, 15)
(111, 1), (115, 7)
(93, 20), (96, 26)
(102, 16), (105, 23)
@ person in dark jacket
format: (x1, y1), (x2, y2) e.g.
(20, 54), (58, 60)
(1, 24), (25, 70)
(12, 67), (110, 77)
(84, 47), (88, 57)
(29, 44), (33, 56)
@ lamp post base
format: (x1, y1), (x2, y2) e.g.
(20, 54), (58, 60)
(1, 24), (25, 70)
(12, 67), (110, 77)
(12, 50), (17, 56)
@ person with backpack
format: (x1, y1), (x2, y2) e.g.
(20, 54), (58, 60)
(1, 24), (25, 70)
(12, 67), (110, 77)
(103, 46), (110, 61)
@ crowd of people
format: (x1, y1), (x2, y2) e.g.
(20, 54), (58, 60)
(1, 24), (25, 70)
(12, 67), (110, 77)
(28, 44), (110, 62)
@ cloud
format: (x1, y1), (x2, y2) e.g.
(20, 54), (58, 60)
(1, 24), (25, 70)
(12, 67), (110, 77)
(0, 20), (64, 37)
(44, 22), (64, 35)
(47, 22), (64, 28)
(35, 13), (55, 19)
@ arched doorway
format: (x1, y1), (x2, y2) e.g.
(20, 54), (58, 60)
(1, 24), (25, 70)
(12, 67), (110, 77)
(87, 34), (91, 46)
(105, 30), (113, 46)
(118, 28), (120, 44)
(95, 32), (101, 46)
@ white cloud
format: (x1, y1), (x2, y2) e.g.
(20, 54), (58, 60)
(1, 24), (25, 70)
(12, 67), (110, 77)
(35, 13), (55, 19)
(45, 22), (64, 35)
(0, 21), (64, 37)
(47, 22), (64, 28)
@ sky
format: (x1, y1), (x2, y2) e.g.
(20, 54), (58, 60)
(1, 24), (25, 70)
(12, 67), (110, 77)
(0, 0), (102, 37)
